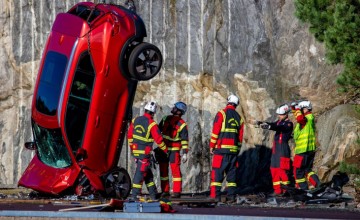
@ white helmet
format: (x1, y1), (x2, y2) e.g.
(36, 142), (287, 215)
(227, 95), (239, 105)
(276, 104), (290, 115)
(144, 101), (157, 113)
(298, 100), (312, 110)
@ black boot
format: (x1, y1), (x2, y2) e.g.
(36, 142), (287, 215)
(171, 192), (181, 198)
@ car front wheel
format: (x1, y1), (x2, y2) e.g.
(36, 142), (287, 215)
(128, 42), (162, 81)
(103, 167), (131, 199)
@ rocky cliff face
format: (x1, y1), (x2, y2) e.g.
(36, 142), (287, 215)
(0, 0), (359, 195)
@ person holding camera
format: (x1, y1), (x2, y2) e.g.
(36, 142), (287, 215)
(256, 104), (293, 195)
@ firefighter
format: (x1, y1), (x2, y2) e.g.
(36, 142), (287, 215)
(157, 101), (189, 198)
(210, 95), (244, 203)
(291, 100), (321, 190)
(257, 104), (293, 195)
(127, 101), (167, 200)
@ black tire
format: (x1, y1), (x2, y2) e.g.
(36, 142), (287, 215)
(128, 42), (162, 80)
(103, 167), (131, 199)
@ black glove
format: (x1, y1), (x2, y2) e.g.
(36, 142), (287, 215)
(153, 147), (168, 163)
(260, 123), (271, 129)
(255, 120), (263, 126)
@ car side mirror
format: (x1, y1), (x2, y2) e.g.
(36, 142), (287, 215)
(24, 142), (36, 150)
(75, 148), (88, 162)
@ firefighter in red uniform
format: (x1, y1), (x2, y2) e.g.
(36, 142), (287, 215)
(158, 101), (189, 198)
(127, 101), (167, 200)
(291, 100), (321, 190)
(210, 95), (244, 203)
(257, 104), (293, 195)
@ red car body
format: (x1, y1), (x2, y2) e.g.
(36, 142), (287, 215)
(18, 2), (162, 198)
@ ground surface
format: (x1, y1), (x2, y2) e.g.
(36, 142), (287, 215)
(0, 188), (359, 219)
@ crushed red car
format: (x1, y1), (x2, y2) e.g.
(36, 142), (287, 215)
(18, 2), (162, 199)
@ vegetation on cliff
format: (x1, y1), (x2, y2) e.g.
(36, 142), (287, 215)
(294, 0), (360, 95)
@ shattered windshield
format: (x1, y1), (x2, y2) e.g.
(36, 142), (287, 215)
(33, 122), (72, 168)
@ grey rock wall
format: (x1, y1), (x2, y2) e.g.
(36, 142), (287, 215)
(0, 0), (359, 194)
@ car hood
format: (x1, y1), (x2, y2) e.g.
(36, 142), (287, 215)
(18, 155), (81, 195)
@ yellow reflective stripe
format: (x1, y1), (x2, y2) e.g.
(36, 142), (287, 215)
(128, 138), (133, 143)
(147, 122), (156, 139)
(133, 150), (145, 154)
(158, 141), (166, 151)
(160, 177), (169, 180)
(134, 125), (146, 133)
(165, 123), (186, 143)
(273, 181), (281, 186)
(227, 182), (237, 187)
(173, 178), (182, 181)
(307, 172), (316, 181)
(133, 154), (139, 156)
(228, 118), (239, 127)
(160, 200), (172, 205)
(282, 181), (290, 185)
(210, 139), (217, 144)
(211, 182), (222, 186)
(133, 184), (142, 189)
(220, 145), (239, 150)
(168, 147), (180, 151)
(294, 110), (302, 117)
(146, 182), (155, 187)
(223, 128), (238, 133)
(133, 134), (154, 142)
(181, 140), (188, 145)
(178, 123), (186, 132)
(211, 133), (218, 138)
(182, 145), (188, 150)
(295, 178), (306, 183)
(220, 110), (226, 132)
(274, 180), (290, 186)
(163, 135), (182, 141)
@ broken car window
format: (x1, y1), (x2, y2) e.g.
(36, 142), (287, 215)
(33, 122), (72, 168)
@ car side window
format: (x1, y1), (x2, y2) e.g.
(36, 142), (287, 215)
(36, 51), (68, 116)
(65, 52), (95, 153)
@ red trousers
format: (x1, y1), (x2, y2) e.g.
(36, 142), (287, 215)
(270, 167), (290, 194)
(159, 151), (182, 193)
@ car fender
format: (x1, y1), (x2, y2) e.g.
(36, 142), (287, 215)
(82, 169), (105, 191)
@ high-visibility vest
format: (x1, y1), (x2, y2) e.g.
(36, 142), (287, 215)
(216, 109), (242, 154)
(293, 113), (316, 154)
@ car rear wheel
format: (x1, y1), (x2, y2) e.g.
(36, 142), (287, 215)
(128, 42), (162, 80)
(103, 167), (131, 199)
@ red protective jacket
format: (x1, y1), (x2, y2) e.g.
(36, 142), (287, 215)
(159, 115), (189, 154)
(128, 112), (166, 159)
(210, 105), (244, 154)
(293, 109), (311, 128)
